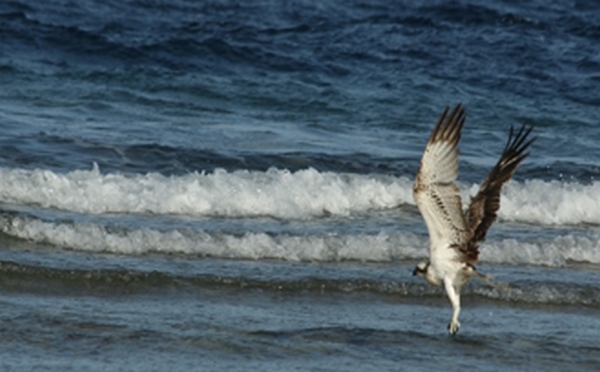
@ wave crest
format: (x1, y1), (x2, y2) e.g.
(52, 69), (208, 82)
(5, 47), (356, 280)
(1, 166), (600, 226)
(0, 165), (412, 219)
(2, 214), (600, 267)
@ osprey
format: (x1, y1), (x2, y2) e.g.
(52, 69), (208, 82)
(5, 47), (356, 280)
(412, 103), (534, 335)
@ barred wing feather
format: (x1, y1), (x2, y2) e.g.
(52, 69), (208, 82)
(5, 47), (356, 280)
(413, 104), (470, 260)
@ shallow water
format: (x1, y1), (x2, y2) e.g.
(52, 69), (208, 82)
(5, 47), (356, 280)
(1, 258), (599, 371)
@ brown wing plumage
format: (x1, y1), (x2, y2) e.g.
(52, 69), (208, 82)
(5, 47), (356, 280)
(463, 124), (536, 262)
(414, 104), (534, 265)
(426, 103), (465, 155)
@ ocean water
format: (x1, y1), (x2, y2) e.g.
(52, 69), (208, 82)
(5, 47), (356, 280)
(1, 0), (600, 370)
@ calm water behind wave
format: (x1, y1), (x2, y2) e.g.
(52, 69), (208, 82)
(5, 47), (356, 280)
(1, 0), (600, 370)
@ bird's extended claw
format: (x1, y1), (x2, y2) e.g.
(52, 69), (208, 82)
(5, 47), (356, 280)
(448, 321), (460, 336)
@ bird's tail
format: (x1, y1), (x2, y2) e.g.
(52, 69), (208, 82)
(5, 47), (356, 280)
(473, 270), (510, 291)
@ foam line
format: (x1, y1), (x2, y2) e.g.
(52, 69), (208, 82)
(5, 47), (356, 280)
(2, 214), (599, 266)
(0, 165), (599, 225)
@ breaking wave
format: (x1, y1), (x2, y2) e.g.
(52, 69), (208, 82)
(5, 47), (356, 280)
(0, 165), (599, 225)
(0, 165), (411, 219)
(1, 214), (600, 267)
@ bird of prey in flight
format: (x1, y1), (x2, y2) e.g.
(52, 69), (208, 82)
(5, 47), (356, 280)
(412, 103), (534, 335)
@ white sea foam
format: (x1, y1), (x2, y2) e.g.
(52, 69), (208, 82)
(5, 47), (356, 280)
(0, 165), (599, 225)
(0, 215), (425, 262)
(2, 214), (599, 266)
(480, 235), (600, 267)
(498, 179), (600, 225)
(0, 165), (412, 219)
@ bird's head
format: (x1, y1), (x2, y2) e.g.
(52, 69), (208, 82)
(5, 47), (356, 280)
(412, 261), (429, 278)
(412, 261), (441, 286)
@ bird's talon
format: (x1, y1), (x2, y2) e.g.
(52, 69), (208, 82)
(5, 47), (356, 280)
(448, 321), (460, 336)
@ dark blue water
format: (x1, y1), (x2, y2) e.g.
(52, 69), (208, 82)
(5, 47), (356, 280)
(1, 0), (600, 370)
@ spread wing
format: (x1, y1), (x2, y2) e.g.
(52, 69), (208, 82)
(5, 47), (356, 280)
(465, 124), (535, 250)
(413, 104), (470, 262)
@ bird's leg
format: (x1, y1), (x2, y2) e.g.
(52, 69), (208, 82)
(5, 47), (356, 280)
(444, 279), (461, 336)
